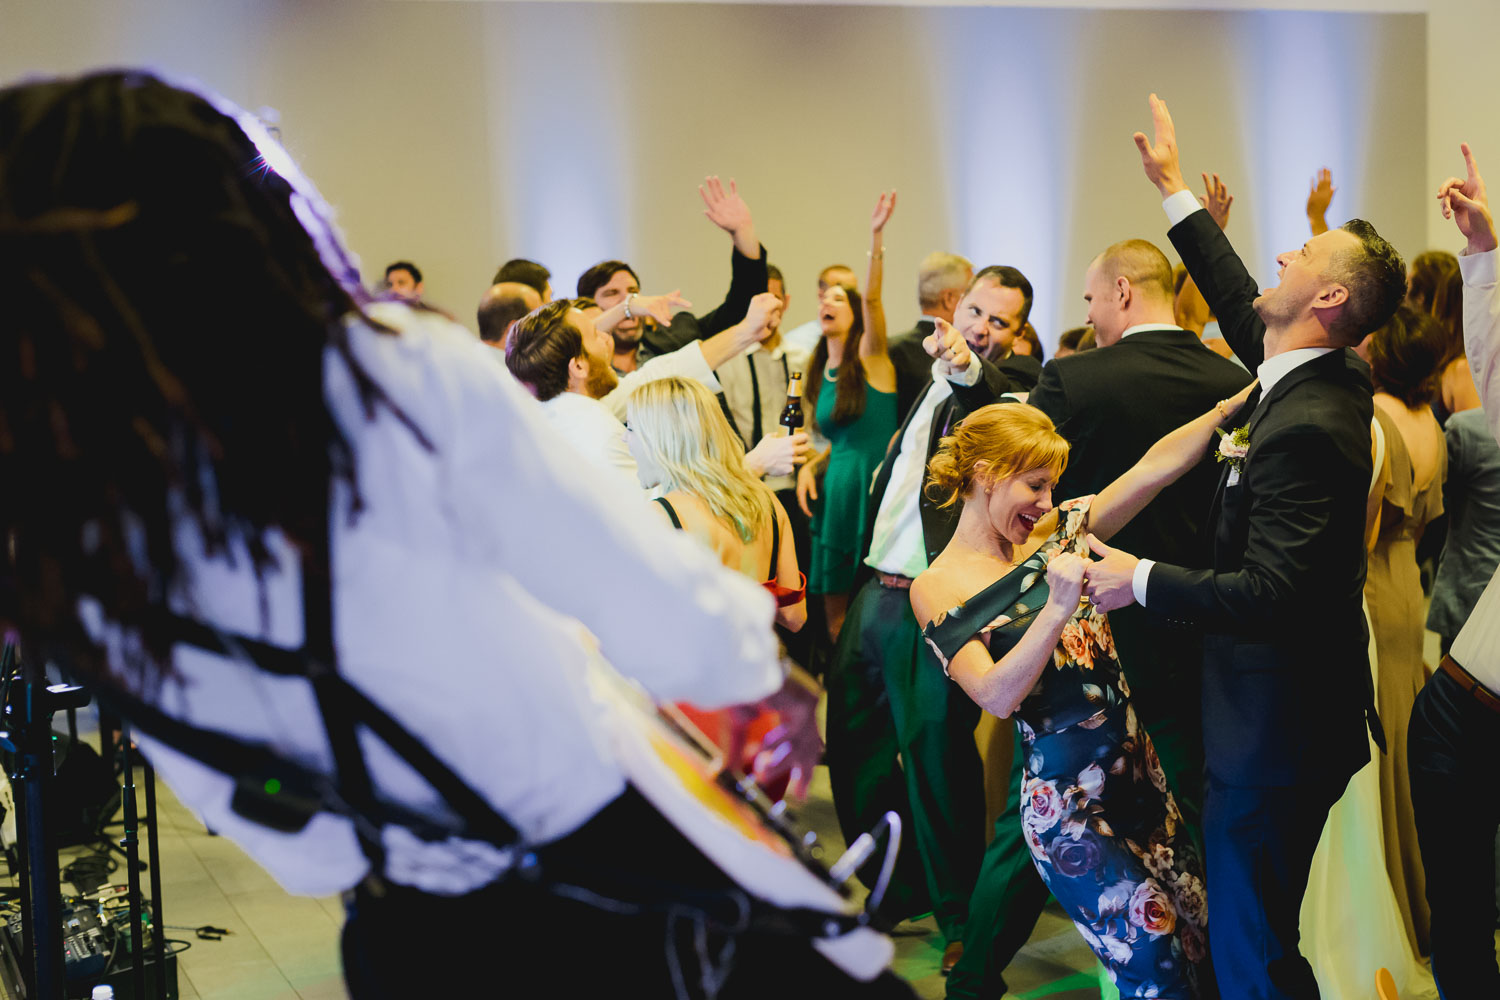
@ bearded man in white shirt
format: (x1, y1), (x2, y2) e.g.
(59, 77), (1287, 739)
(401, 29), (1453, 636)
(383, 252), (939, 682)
(505, 292), (806, 486)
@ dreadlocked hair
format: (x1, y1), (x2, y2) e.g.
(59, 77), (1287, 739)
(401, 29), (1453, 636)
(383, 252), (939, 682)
(0, 71), (425, 683)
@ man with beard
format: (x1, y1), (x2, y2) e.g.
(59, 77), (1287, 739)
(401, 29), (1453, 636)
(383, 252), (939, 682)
(578, 176), (767, 374)
(1086, 93), (1403, 999)
(506, 292), (798, 487)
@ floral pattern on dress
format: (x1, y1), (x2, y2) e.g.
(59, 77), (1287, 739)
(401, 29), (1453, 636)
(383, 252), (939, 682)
(921, 495), (1208, 998)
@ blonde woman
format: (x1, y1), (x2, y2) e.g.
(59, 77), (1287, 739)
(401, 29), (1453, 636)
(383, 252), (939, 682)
(627, 375), (806, 635)
(911, 390), (1250, 998)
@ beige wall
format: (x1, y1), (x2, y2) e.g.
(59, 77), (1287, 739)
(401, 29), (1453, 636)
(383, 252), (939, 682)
(1, 1), (1434, 351)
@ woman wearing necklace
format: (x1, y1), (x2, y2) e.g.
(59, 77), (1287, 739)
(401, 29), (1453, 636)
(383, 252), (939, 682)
(911, 388), (1251, 998)
(800, 192), (900, 643)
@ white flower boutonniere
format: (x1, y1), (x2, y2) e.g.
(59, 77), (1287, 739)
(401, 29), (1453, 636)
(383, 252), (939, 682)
(1216, 425), (1250, 474)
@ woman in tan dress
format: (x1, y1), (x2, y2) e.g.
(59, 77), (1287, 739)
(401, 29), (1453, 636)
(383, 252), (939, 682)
(1358, 303), (1451, 958)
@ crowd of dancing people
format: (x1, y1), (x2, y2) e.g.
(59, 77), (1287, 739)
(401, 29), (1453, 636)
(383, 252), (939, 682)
(3, 70), (1499, 1000)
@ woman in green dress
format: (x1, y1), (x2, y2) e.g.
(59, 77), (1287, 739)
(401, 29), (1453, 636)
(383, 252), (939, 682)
(799, 192), (900, 642)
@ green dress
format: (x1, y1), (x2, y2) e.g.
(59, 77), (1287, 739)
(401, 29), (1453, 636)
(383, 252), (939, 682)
(809, 366), (898, 593)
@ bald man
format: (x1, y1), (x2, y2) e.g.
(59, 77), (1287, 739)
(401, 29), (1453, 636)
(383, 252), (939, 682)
(1027, 237), (1251, 847)
(478, 281), (543, 347)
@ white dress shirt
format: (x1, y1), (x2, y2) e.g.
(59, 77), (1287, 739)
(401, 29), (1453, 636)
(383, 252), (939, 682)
(542, 340), (723, 488)
(780, 319), (822, 369)
(865, 354), (984, 578)
(1451, 247), (1500, 690)
(1117, 322), (1183, 341)
(108, 302), (781, 898)
(1131, 193), (1335, 605)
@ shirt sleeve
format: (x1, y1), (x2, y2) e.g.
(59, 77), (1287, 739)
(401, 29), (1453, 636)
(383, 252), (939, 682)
(935, 351), (984, 388)
(1132, 558), (1156, 607)
(1459, 247), (1500, 445)
(437, 334), (782, 708)
(600, 342), (722, 421)
(1163, 189), (1203, 227)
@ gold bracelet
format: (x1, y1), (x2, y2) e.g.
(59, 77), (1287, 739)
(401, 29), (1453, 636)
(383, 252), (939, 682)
(1215, 399), (1231, 419)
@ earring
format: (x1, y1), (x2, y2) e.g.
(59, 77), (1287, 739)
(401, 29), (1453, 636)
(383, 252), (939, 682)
(984, 485), (992, 495)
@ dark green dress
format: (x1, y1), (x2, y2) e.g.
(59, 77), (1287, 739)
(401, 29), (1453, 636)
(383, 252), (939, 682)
(809, 366), (898, 593)
(922, 497), (1208, 997)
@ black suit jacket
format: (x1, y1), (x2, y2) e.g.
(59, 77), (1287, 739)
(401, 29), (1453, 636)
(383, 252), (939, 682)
(889, 319), (940, 418)
(852, 357), (1013, 591)
(1029, 329), (1251, 717)
(1030, 328), (1252, 570)
(993, 351), (1043, 392)
(1150, 209), (1378, 788)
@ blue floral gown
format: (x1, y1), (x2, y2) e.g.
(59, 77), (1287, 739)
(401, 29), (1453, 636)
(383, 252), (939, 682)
(921, 498), (1208, 998)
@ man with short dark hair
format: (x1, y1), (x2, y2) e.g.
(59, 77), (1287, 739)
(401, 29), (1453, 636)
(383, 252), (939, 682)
(493, 258), (552, 302)
(1085, 94), (1404, 999)
(384, 261), (423, 300)
(505, 292), (795, 487)
(477, 281), (542, 347)
(958, 265), (1041, 391)
(576, 177), (768, 375)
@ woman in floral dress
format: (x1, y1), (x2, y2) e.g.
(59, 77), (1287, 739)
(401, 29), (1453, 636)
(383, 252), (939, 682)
(910, 391), (1251, 998)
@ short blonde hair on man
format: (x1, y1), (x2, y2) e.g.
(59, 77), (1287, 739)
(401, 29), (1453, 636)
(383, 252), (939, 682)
(925, 404), (1069, 509)
(625, 376), (775, 542)
(1095, 239), (1175, 303)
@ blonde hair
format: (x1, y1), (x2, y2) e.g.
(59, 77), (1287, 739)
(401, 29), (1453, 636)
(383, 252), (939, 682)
(625, 376), (775, 542)
(925, 404), (1069, 509)
(1096, 238), (1175, 303)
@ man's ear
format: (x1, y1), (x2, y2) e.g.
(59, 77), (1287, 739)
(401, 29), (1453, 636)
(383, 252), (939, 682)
(566, 354), (589, 389)
(1311, 283), (1350, 329)
(1116, 276), (1133, 308)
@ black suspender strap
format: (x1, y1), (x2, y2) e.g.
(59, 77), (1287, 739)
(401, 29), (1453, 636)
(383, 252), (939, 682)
(747, 355), (763, 445)
(766, 508), (780, 584)
(654, 496), (683, 530)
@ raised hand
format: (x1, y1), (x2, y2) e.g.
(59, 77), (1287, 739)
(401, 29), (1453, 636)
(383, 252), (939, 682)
(1132, 93), (1188, 198)
(742, 291), (784, 336)
(699, 175), (760, 258)
(1438, 143), (1497, 254)
(1306, 168), (1335, 235)
(632, 290), (692, 326)
(1045, 551), (1088, 613)
(925, 317), (973, 374)
(871, 190), (897, 233)
(1200, 172), (1233, 229)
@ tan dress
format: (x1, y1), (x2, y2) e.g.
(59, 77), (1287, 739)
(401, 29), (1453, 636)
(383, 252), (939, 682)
(1365, 405), (1446, 957)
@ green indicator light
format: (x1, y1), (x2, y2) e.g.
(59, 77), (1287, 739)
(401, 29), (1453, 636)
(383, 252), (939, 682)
(264, 778), (282, 795)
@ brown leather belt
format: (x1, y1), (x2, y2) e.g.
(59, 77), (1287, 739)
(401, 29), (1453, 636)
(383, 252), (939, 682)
(875, 571), (913, 591)
(1439, 654), (1500, 716)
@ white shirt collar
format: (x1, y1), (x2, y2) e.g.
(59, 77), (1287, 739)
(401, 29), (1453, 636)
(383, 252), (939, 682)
(1257, 347), (1336, 396)
(1118, 322), (1182, 340)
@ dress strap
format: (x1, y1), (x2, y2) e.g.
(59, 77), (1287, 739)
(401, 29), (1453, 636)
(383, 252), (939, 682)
(654, 496), (683, 530)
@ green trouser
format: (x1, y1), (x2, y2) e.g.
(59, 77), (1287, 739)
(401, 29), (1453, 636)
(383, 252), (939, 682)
(827, 578), (986, 942)
(945, 726), (1051, 1000)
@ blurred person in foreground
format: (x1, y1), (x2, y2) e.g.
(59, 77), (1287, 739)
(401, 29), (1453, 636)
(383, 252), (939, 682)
(0, 70), (910, 999)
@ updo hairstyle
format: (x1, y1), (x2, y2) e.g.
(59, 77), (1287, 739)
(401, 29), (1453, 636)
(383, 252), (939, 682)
(925, 404), (1069, 509)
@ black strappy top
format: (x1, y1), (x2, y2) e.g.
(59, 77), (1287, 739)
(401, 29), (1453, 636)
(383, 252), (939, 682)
(654, 496), (807, 608)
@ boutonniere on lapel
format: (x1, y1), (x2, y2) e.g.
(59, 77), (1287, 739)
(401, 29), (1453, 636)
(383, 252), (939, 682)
(1215, 425), (1250, 479)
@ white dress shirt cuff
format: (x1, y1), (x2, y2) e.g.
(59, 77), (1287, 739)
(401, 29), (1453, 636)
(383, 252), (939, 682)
(934, 351), (984, 388)
(1162, 189), (1204, 228)
(1132, 558), (1156, 607)
(1459, 246), (1498, 285)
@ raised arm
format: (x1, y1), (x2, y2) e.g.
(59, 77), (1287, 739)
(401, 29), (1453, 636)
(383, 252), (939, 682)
(910, 553), (1087, 718)
(1441, 143), (1500, 438)
(699, 291), (782, 369)
(859, 191), (895, 360)
(595, 289), (692, 336)
(1089, 381), (1257, 541)
(1134, 94), (1266, 370)
(693, 176), (769, 337)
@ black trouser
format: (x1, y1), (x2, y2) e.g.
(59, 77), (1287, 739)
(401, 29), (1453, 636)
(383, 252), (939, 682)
(1410, 667), (1500, 999)
(341, 788), (916, 999)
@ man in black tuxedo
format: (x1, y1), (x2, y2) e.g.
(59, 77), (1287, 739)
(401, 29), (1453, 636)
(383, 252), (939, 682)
(888, 252), (973, 417)
(964, 265), (1043, 392)
(1087, 95), (1403, 999)
(822, 266), (1029, 991)
(1029, 237), (1251, 843)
